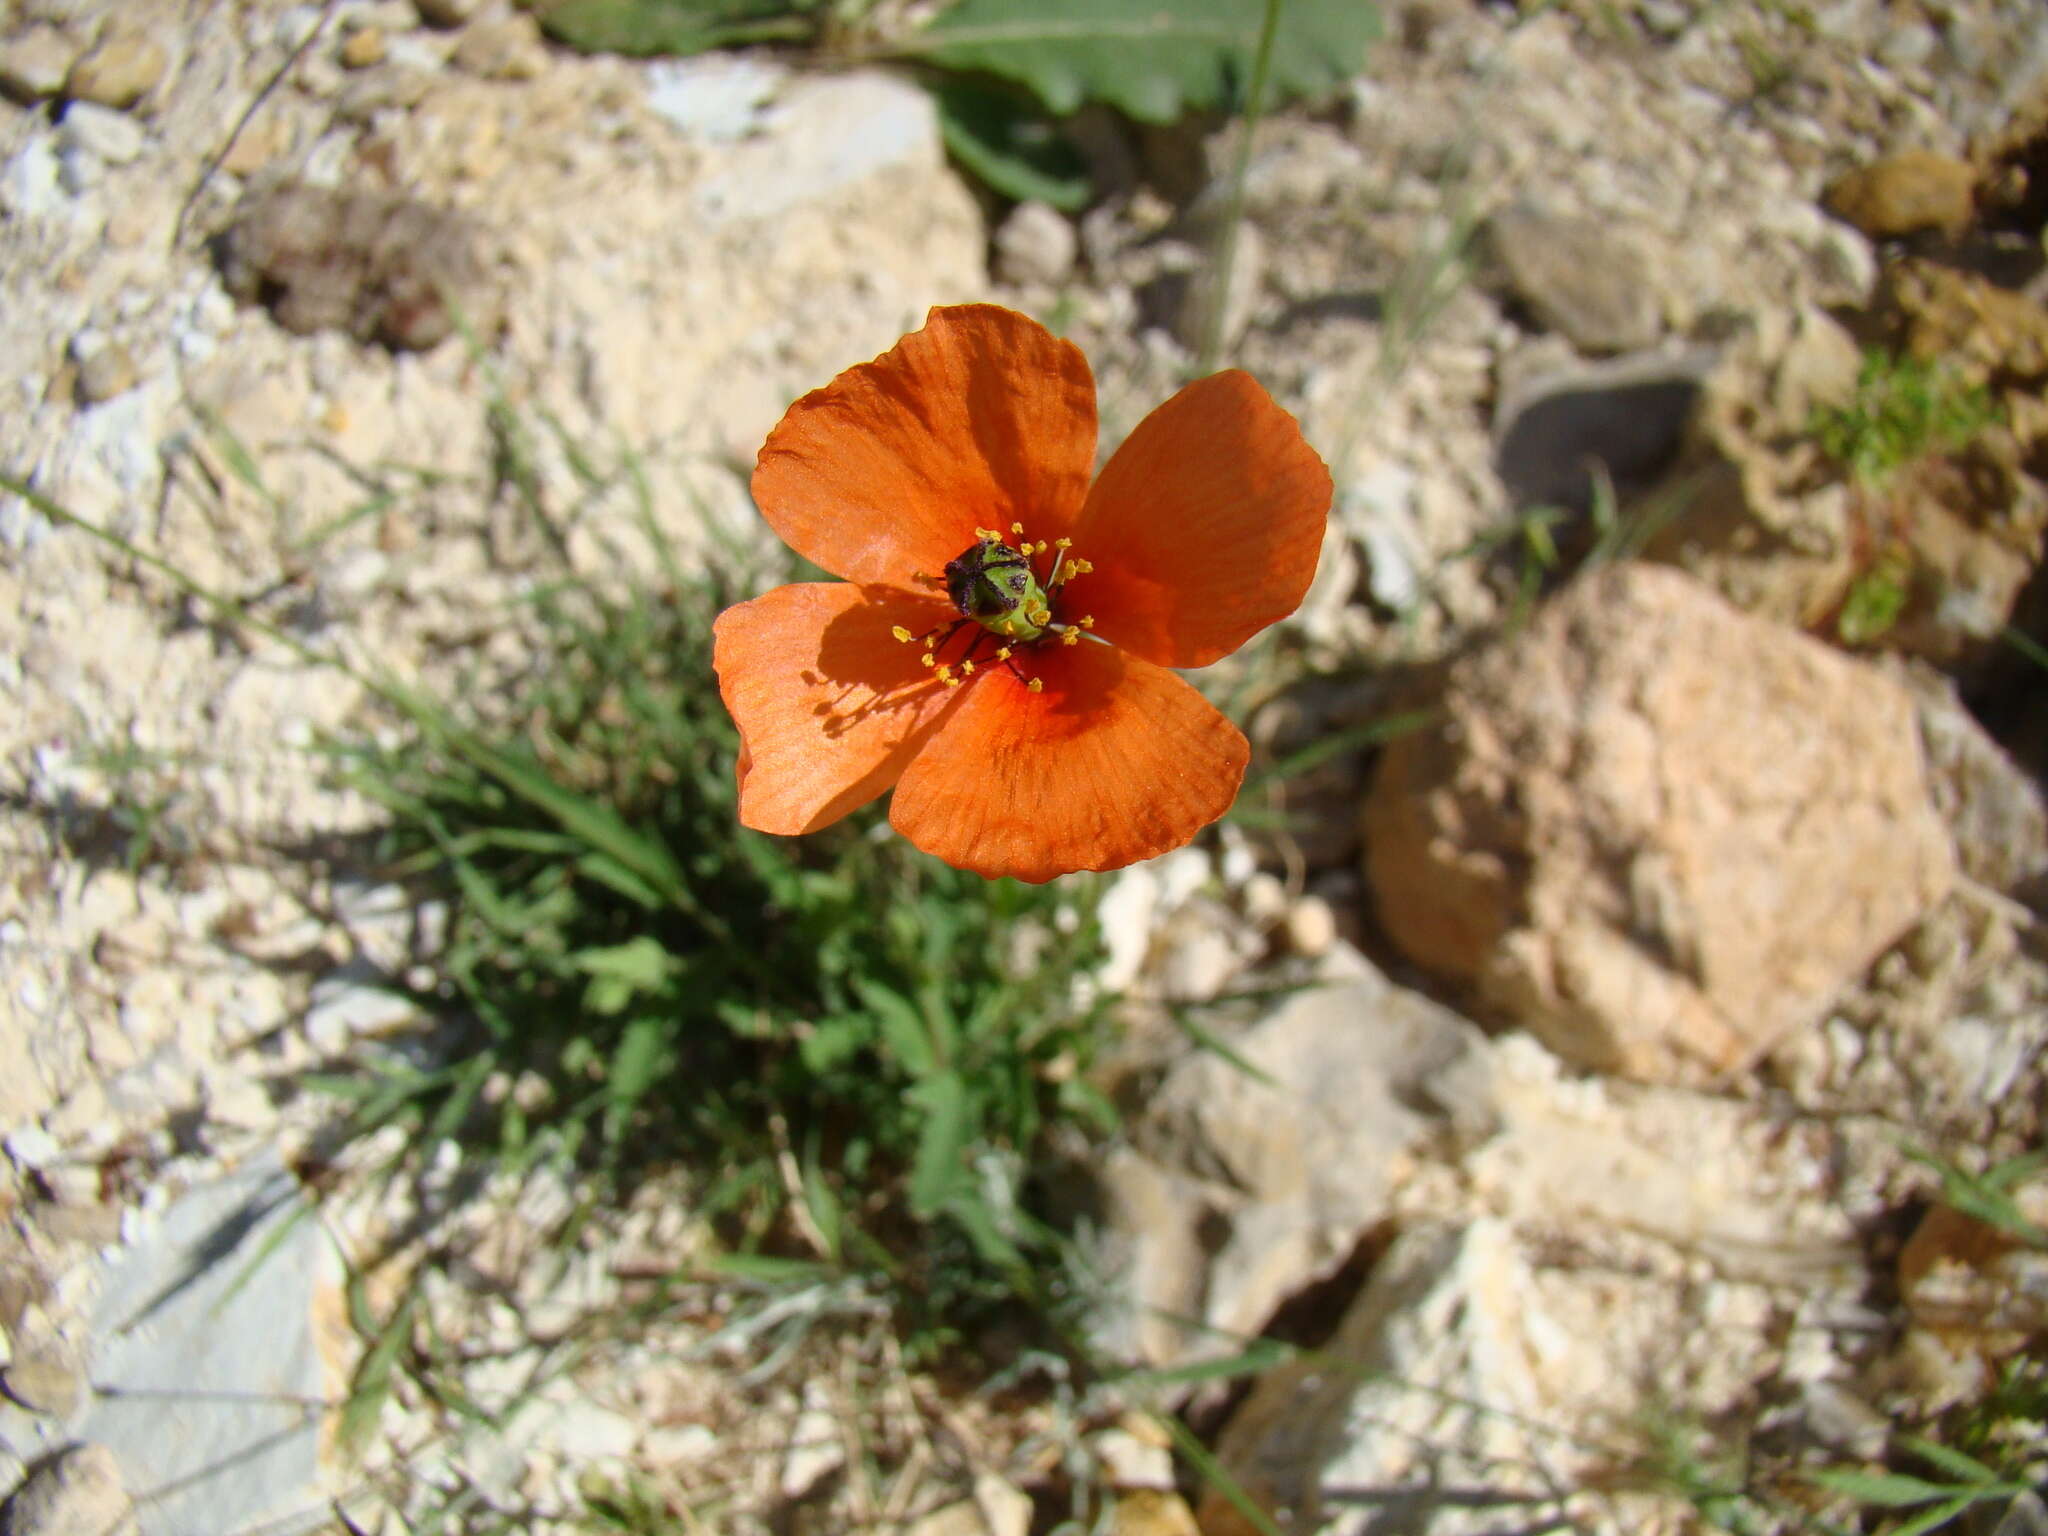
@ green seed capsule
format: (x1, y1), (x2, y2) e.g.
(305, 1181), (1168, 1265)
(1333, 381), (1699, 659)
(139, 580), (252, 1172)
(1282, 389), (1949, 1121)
(945, 537), (1048, 642)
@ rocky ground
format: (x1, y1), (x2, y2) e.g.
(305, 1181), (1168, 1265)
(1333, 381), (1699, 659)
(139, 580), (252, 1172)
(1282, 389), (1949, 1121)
(2, 0), (2047, 1533)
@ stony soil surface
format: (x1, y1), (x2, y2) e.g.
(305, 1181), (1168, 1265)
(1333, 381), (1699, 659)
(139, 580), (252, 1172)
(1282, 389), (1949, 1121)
(2, 0), (2046, 1534)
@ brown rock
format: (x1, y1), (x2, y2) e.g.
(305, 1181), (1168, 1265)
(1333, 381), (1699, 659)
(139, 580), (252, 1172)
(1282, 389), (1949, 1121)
(338, 26), (387, 70)
(64, 29), (167, 110)
(1824, 151), (1976, 239)
(0, 25), (77, 104)
(1899, 1177), (2048, 1355)
(217, 182), (504, 351)
(1489, 205), (1664, 354)
(1362, 564), (1955, 1083)
(1, 1344), (85, 1417)
(452, 16), (547, 81)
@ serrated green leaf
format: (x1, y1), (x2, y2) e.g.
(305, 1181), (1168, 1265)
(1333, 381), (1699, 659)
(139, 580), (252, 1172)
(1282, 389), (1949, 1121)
(861, 979), (936, 1077)
(907, 1072), (972, 1217)
(907, 0), (1379, 124)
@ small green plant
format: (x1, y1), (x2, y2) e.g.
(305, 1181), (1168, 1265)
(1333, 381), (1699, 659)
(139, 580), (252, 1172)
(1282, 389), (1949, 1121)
(1811, 350), (2002, 490)
(540, 0), (1379, 209)
(1836, 543), (1914, 645)
(1812, 1435), (2035, 1536)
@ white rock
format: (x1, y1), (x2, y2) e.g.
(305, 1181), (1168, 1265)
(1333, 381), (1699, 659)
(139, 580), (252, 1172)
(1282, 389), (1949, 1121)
(73, 1153), (337, 1536)
(1283, 895), (1337, 958)
(1096, 965), (1484, 1364)
(1, 137), (65, 221)
(1096, 866), (1159, 993)
(305, 963), (419, 1052)
(5, 1126), (61, 1169)
(692, 71), (945, 226)
(644, 54), (784, 142)
(779, 1378), (843, 1500)
(59, 102), (146, 166)
(993, 200), (1079, 286)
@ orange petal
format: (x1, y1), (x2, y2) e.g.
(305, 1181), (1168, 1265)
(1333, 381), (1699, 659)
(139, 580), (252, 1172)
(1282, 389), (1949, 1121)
(713, 583), (965, 835)
(1070, 370), (1331, 669)
(752, 305), (1098, 586)
(889, 640), (1248, 883)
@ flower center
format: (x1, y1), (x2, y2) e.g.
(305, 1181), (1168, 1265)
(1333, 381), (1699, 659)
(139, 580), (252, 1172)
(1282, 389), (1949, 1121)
(894, 523), (1095, 690)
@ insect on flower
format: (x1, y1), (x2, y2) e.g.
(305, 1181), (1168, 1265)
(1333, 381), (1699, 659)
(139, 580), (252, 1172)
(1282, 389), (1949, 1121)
(712, 304), (1332, 883)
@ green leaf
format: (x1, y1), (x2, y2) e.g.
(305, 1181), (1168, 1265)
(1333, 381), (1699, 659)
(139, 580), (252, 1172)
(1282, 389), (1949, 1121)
(860, 979), (937, 1077)
(932, 79), (1091, 209)
(907, 1072), (972, 1217)
(1809, 1469), (1952, 1507)
(800, 1014), (874, 1076)
(607, 1016), (672, 1107)
(1890, 1493), (1990, 1536)
(541, 0), (809, 55)
(575, 936), (680, 1014)
(905, 0), (1379, 124)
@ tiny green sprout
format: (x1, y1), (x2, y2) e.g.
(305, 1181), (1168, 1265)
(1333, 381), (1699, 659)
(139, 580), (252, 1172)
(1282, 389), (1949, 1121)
(946, 535), (1049, 642)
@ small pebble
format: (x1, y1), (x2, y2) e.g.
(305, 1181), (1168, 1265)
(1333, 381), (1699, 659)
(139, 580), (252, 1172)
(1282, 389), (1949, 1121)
(1, 1347), (84, 1417)
(416, 0), (485, 25)
(340, 27), (387, 69)
(1283, 894), (1337, 957)
(59, 101), (145, 165)
(994, 200), (1079, 286)
(4, 1126), (59, 1169)
(0, 25), (78, 104)
(0, 1442), (136, 1536)
(65, 30), (168, 110)
(453, 16), (546, 80)
(74, 341), (139, 404)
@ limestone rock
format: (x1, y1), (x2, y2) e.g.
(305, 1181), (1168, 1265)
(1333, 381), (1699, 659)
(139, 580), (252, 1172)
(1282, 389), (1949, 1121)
(1493, 342), (1717, 512)
(63, 30), (166, 110)
(1363, 564), (1956, 1083)
(218, 182), (504, 351)
(0, 1443), (137, 1536)
(1893, 661), (2048, 891)
(1488, 205), (1664, 354)
(1824, 151), (1976, 240)
(64, 1154), (344, 1536)
(1089, 957), (1483, 1365)
(1194, 1223), (1592, 1536)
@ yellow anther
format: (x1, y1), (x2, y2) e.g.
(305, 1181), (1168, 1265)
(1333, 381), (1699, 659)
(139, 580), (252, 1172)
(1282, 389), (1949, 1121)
(1078, 614), (1094, 629)
(935, 663), (953, 682)
(1070, 558), (1094, 576)
(920, 653), (936, 668)
(942, 674), (962, 688)
(994, 646), (1012, 661)
(891, 625), (914, 643)
(924, 634), (938, 650)
(1056, 537), (1072, 549)
(1026, 677), (1044, 693)
(974, 527), (999, 541)
(1010, 521), (1025, 535)
(1060, 628), (1080, 645)
(1028, 605), (1051, 626)
(960, 659), (976, 675)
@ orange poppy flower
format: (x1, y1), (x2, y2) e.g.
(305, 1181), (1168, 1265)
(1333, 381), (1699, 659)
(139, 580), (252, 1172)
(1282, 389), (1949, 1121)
(712, 304), (1331, 883)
